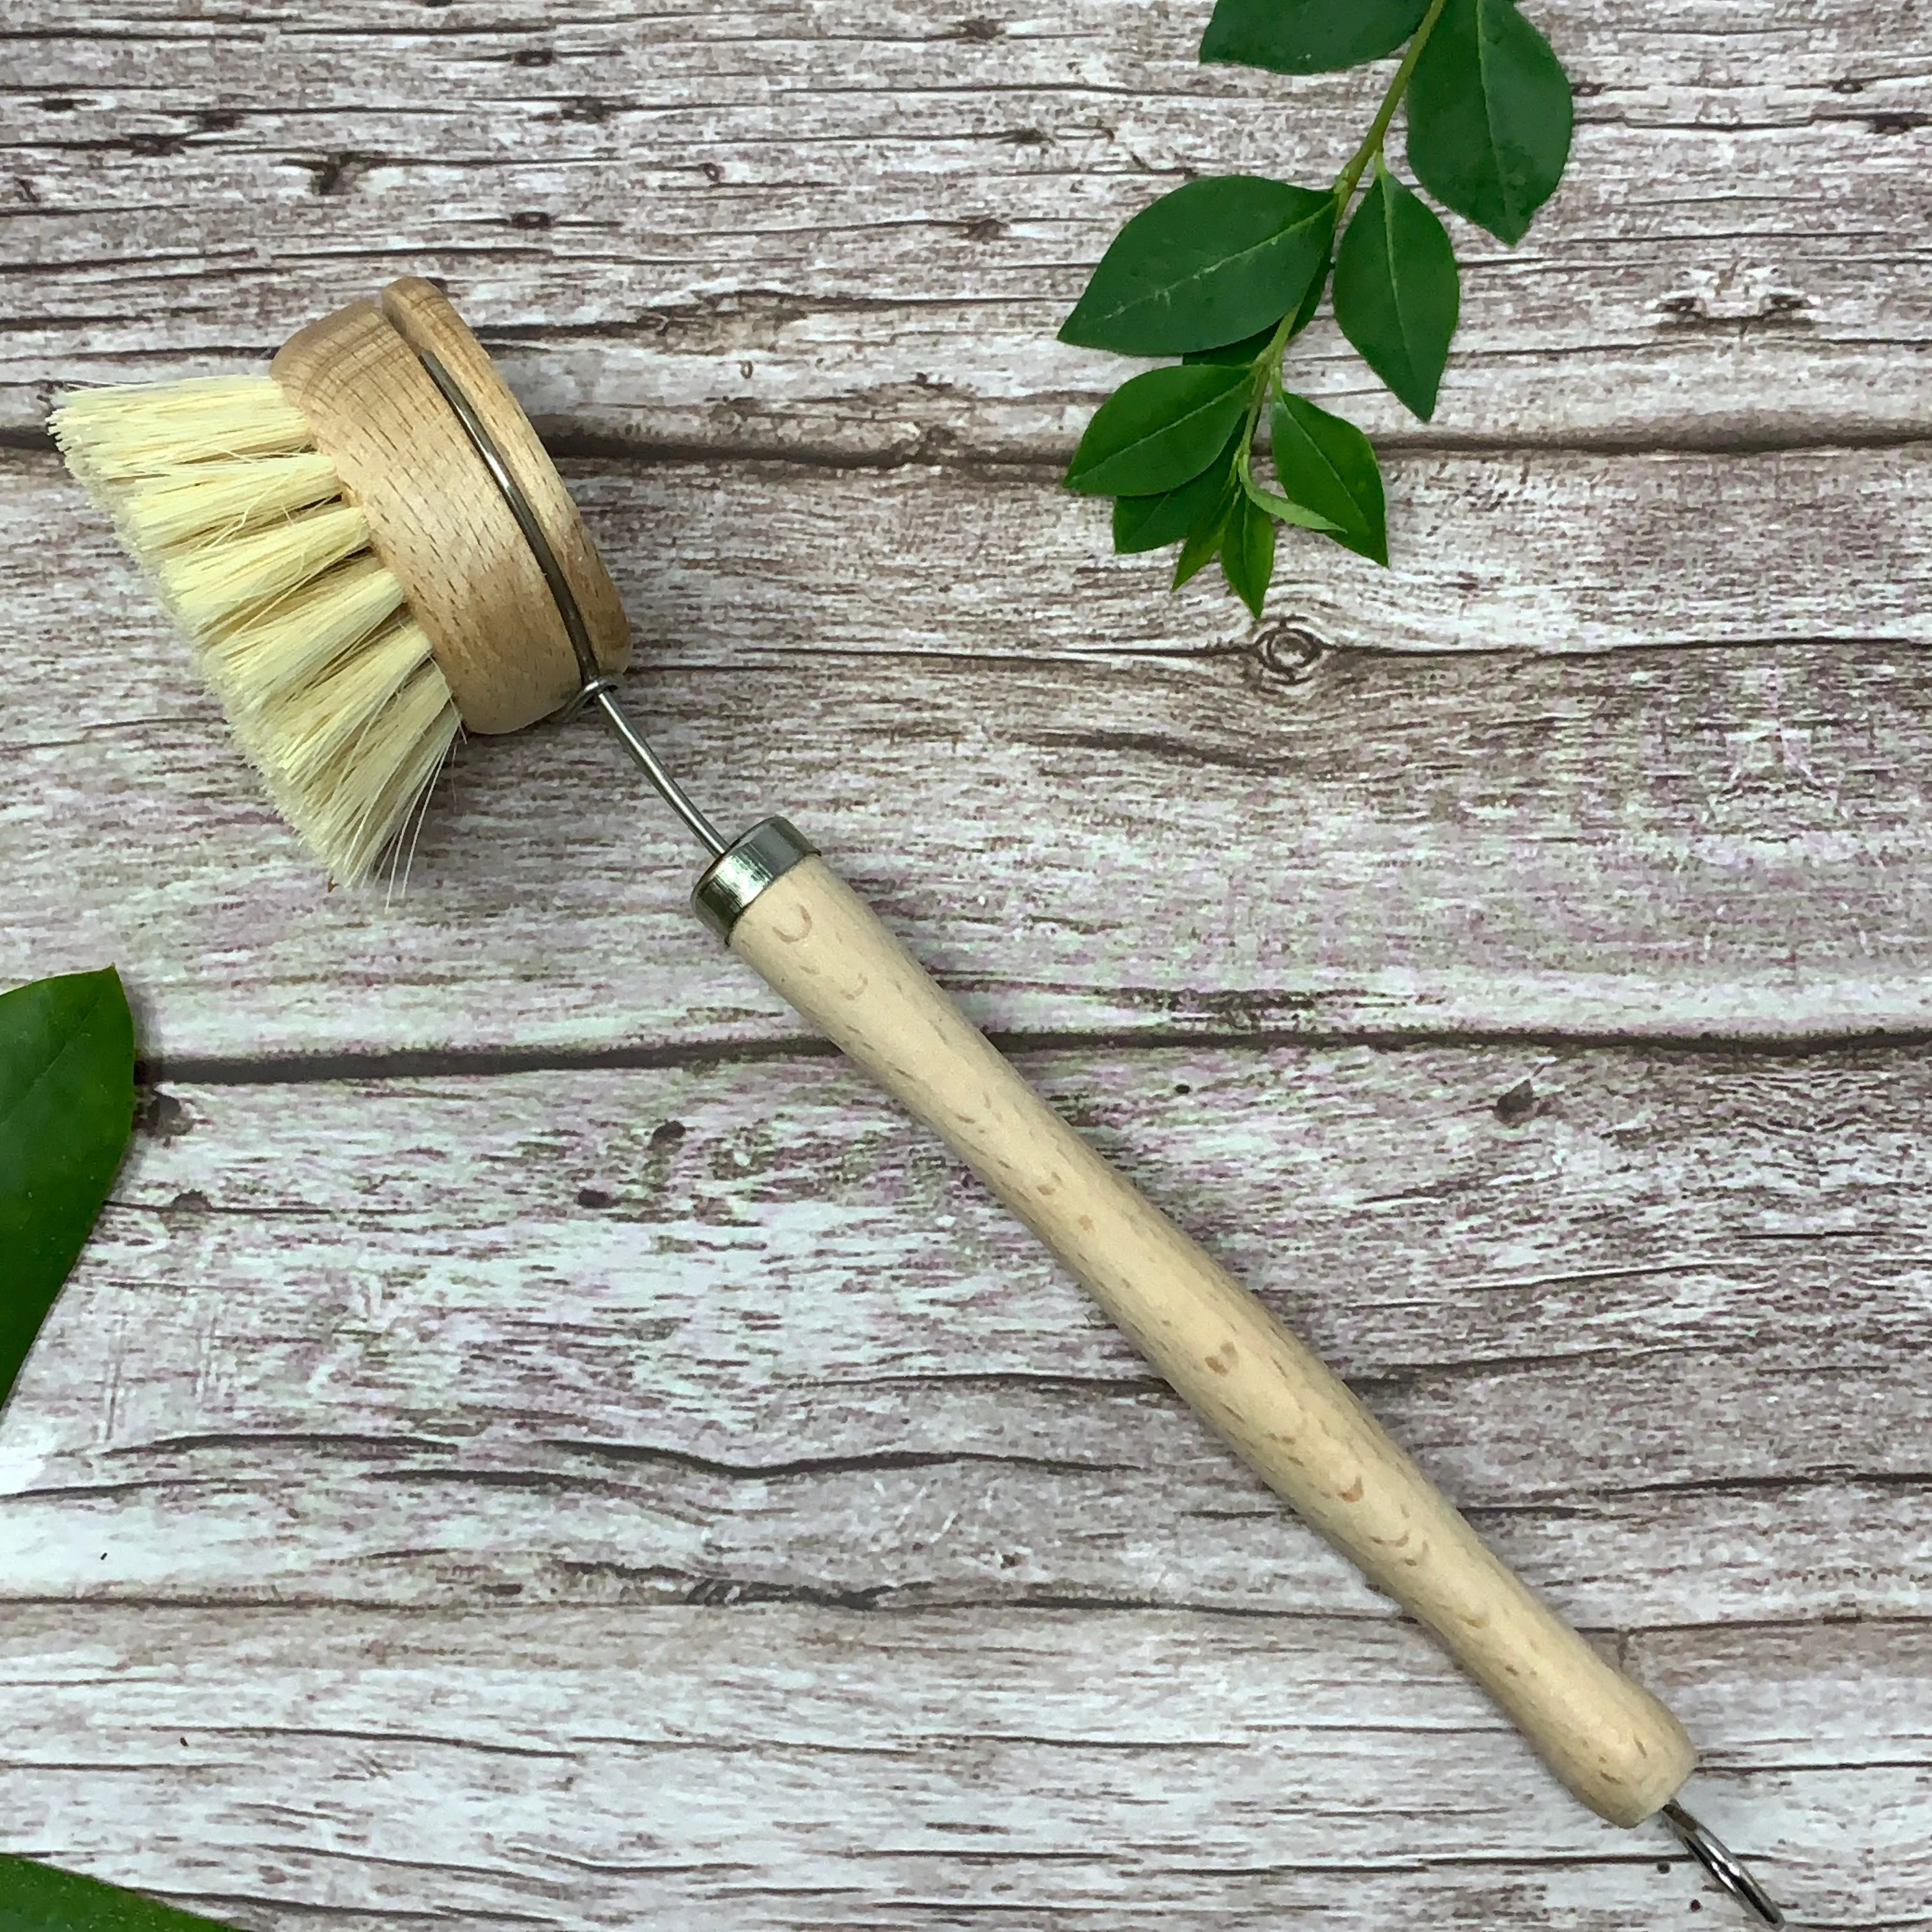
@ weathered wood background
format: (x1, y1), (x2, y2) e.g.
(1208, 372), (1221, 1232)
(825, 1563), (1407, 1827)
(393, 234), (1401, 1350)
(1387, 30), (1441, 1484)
(3, 1), (1929, 1926)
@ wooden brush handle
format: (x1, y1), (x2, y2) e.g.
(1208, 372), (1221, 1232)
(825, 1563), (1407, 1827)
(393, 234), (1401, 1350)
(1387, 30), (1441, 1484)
(720, 845), (1696, 1827)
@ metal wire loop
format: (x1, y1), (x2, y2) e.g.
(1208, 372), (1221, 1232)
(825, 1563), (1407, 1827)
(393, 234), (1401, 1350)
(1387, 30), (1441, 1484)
(560, 674), (620, 722)
(413, 344), (728, 857)
(1663, 1800), (1786, 1926)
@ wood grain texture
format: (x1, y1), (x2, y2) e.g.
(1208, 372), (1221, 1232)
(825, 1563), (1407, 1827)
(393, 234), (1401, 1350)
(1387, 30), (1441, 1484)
(4, 1046), (1928, 1625)
(3, 2), (1930, 455)
(4, 0), (1929, 1920)
(5, 448), (1929, 1059)
(728, 855), (1698, 1823)
(1, 1606), (1922, 1931)
(271, 279), (629, 733)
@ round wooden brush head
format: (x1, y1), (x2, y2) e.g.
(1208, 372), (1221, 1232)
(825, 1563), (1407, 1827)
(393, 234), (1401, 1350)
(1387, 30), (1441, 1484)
(271, 278), (630, 735)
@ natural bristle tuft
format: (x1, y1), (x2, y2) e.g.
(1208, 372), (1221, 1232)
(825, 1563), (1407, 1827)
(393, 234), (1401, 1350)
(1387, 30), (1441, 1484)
(115, 452), (344, 552)
(157, 502), (375, 633)
(54, 377), (314, 483)
(204, 555), (407, 709)
(53, 377), (461, 885)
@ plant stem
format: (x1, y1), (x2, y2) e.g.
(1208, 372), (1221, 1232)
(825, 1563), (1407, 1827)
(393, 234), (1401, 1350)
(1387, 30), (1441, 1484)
(1334, 0), (1453, 204)
(1239, 0), (1454, 510)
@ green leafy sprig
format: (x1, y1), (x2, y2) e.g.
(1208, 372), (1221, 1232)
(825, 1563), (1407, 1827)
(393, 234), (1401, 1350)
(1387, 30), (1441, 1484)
(1061, 0), (1574, 615)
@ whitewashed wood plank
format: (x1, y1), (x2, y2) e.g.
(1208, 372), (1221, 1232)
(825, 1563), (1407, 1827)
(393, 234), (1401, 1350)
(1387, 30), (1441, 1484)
(4, 2), (1930, 452)
(4, 447), (1929, 1057)
(3, 1046), (1927, 1620)
(6, 6), (1924, 1919)
(0, 1606), (1912, 1930)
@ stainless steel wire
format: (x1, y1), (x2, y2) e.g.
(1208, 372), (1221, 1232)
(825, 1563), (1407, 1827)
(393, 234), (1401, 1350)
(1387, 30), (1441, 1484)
(414, 344), (728, 858)
(1664, 1800), (1786, 1926)
(421, 330), (1796, 1932)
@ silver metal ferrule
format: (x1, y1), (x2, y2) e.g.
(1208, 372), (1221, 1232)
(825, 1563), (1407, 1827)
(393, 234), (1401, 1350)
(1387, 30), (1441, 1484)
(693, 816), (817, 942)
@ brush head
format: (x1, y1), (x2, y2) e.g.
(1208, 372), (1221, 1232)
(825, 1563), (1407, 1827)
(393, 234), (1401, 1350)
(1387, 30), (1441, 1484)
(52, 278), (629, 884)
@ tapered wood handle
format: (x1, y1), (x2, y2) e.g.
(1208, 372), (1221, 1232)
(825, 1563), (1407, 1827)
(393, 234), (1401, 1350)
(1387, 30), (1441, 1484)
(724, 851), (1696, 1827)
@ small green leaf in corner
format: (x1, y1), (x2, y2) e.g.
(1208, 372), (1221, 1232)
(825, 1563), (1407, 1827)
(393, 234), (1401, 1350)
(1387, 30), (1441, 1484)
(1269, 394), (1389, 565)
(1, 966), (135, 1409)
(1333, 161), (1460, 420)
(0, 1851), (245, 1931)
(1066, 364), (1252, 499)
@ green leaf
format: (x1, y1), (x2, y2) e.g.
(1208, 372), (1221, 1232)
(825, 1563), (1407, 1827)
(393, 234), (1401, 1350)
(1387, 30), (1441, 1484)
(1183, 327), (1277, 367)
(1200, 0), (1431, 75)
(1, 967), (135, 1409)
(1241, 475), (1341, 534)
(1218, 489), (1278, 618)
(1406, 0), (1573, 246)
(1333, 162), (1461, 419)
(1113, 429), (1244, 553)
(1065, 364), (1252, 498)
(1172, 466), (1243, 588)
(0, 1852), (243, 1931)
(1059, 176), (1335, 356)
(1269, 393), (1389, 565)
(1286, 242), (1334, 337)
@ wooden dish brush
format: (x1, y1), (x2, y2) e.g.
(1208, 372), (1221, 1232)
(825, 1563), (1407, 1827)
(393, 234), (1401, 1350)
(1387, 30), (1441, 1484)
(52, 277), (1784, 1927)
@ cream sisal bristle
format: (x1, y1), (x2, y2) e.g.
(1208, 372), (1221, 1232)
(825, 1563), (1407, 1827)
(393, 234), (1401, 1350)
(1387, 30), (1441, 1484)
(52, 376), (461, 885)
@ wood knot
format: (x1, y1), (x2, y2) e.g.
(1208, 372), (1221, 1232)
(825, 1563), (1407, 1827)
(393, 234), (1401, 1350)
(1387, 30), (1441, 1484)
(1493, 1078), (1540, 1126)
(1205, 1342), (1238, 1376)
(301, 150), (376, 197)
(1253, 622), (1325, 684)
(137, 1089), (191, 1139)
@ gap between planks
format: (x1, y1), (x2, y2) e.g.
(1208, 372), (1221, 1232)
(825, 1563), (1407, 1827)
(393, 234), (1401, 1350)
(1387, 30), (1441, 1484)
(129, 1018), (1932, 1090)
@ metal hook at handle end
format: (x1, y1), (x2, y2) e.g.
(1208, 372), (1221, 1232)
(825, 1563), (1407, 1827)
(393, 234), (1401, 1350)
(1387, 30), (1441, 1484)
(1662, 1799), (1786, 1926)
